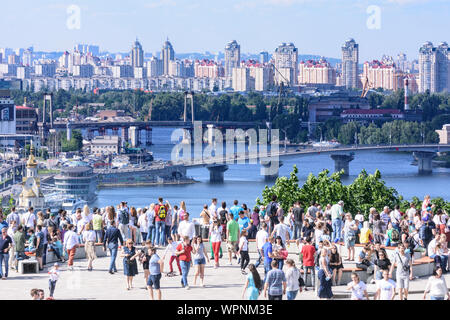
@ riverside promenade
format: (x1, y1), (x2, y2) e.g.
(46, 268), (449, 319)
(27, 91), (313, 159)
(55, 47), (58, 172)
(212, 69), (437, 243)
(3, 247), (447, 300)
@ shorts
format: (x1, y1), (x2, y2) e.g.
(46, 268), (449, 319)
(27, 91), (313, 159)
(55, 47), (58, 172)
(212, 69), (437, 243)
(345, 238), (355, 248)
(227, 241), (237, 253)
(329, 264), (344, 271)
(35, 246), (44, 257)
(396, 276), (409, 289)
(147, 274), (162, 289)
(194, 258), (206, 265)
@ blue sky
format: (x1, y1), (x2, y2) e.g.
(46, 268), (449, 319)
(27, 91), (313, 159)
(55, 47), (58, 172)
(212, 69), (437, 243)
(1, 0), (449, 61)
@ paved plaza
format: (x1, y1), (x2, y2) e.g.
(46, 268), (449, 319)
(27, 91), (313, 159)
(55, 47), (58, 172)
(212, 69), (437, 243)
(2, 248), (448, 300)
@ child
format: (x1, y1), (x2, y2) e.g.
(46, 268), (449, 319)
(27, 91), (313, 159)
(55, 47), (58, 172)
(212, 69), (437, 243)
(163, 236), (181, 276)
(48, 263), (60, 298)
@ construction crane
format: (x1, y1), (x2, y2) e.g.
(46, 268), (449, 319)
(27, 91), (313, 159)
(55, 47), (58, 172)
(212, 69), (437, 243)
(272, 64), (292, 118)
(360, 75), (373, 98)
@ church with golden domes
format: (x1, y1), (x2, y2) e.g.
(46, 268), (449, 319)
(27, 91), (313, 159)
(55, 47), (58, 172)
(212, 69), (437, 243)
(17, 142), (45, 210)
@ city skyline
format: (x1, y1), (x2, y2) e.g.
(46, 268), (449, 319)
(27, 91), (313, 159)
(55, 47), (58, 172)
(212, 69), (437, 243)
(1, 0), (449, 61)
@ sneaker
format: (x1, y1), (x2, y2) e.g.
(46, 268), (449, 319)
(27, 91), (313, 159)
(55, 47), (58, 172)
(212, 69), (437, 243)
(241, 270), (247, 275)
(186, 286), (190, 290)
(227, 262), (232, 266)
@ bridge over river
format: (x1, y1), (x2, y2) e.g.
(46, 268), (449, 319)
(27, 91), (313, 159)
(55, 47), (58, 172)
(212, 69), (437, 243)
(171, 144), (450, 182)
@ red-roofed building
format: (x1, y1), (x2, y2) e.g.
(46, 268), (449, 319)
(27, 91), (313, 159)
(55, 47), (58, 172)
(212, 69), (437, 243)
(194, 59), (224, 78)
(298, 59), (336, 85)
(15, 105), (38, 134)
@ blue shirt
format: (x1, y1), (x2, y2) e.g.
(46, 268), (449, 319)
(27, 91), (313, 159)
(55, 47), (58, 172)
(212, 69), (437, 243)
(150, 253), (161, 275)
(103, 226), (124, 246)
(238, 217), (250, 233)
(230, 205), (242, 220)
(266, 268), (286, 296)
(262, 242), (273, 265)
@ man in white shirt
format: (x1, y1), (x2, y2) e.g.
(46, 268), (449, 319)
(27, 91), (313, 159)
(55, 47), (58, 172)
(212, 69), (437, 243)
(177, 212), (195, 241)
(375, 270), (396, 300)
(63, 224), (79, 270)
(271, 216), (290, 245)
(22, 207), (36, 232)
(255, 222), (269, 268)
(208, 198), (218, 219)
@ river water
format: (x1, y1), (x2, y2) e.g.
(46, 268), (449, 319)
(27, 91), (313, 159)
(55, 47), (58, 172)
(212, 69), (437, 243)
(93, 128), (450, 217)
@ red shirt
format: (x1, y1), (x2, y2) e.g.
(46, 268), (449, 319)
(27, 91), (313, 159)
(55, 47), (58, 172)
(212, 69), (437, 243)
(301, 244), (316, 267)
(154, 204), (169, 222)
(176, 243), (192, 262)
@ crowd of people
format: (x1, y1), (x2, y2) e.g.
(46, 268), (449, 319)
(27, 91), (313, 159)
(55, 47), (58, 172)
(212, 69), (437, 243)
(0, 194), (449, 300)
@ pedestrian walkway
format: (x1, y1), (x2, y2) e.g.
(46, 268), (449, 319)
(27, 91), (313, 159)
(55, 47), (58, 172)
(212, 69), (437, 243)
(2, 248), (447, 300)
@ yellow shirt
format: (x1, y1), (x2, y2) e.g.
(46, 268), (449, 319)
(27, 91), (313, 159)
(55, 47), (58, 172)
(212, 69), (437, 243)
(359, 228), (372, 244)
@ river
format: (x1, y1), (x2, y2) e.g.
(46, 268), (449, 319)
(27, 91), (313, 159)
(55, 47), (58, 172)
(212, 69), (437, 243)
(92, 127), (450, 217)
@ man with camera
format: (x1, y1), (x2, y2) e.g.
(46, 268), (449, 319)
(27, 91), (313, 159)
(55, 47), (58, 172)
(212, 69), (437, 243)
(389, 243), (413, 300)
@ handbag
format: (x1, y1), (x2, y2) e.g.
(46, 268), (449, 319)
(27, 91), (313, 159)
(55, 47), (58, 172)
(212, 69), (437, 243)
(280, 249), (289, 260)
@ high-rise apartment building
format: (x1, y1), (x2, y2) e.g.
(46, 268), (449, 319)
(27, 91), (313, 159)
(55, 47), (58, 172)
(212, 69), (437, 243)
(298, 59), (336, 85)
(22, 48), (33, 66)
(232, 67), (250, 91)
(225, 40), (240, 78)
(161, 39), (175, 76)
(131, 39), (144, 68)
(419, 41), (449, 93)
(341, 38), (359, 89)
(273, 42), (298, 85)
(362, 58), (396, 91)
(194, 59), (224, 78)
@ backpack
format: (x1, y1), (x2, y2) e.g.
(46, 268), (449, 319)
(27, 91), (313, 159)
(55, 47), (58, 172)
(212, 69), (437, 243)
(266, 201), (277, 218)
(391, 229), (400, 242)
(219, 209), (228, 224)
(119, 209), (129, 225)
(419, 223), (432, 241)
(157, 205), (167, 220)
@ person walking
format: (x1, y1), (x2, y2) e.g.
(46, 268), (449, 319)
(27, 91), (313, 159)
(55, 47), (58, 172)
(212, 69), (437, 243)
(103, 220), (124, 274)
(48, 263), (60, 298)
(263, 260), (287, 300)
(285, 259), (301, 300)
(226, 212), (239, 265)
(13, 225), (26, 271)
(389, 243), (413, 300)
(241, 263), (262, 300)
(301, 237), (316, 290)
(209, 219), (222, 268)
(255, 223), (269, 268)
(147, 246), (164, 300)
(63, 224), (79, 271)
(121, 239), (139, 290)
(375, 270), (396, 300)
(423, 266), (450, 300)
(163, 236), (181, 276)
(82, 223), (97, 271)
(176, 236), (193, 289)
(346, 272), (369, 300)
(177, 212), (195, 241)
(0, 227), (12, 279)
(118, 202), (130, 241)
(192, 236), (209, 287)
(262, 236), (275, 280)
(238, 230), (250, 274)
